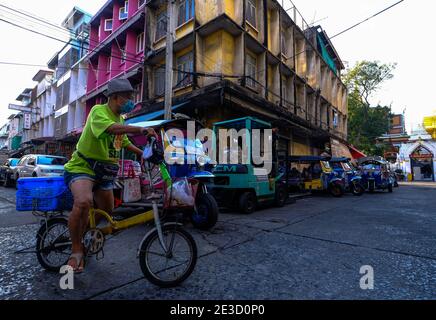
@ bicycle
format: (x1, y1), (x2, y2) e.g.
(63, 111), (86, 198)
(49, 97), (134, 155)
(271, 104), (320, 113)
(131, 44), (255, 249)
(34, 139), (198, 288)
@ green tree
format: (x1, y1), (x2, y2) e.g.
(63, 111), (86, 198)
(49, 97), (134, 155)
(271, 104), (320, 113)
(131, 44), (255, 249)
(343, 61), (396, 156)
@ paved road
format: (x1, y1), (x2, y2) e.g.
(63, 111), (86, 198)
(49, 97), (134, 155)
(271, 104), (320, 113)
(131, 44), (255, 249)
(0, 183), (435, 300)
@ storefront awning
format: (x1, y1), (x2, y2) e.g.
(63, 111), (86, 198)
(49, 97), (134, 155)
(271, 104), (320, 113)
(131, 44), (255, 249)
(348, 144), (367, 160)
(125, 102), (189, 125)
(330, 138), (353, 159)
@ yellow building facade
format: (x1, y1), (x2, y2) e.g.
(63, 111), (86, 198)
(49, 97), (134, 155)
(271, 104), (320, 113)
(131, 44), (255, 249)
(424, 112), (436, 139)
(136, 0), (348, 156)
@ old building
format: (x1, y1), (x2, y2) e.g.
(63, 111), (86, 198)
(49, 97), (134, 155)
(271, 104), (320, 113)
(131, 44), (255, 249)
(126, 0), (348, 157)
(0, 123), (8, 150)
(397, 124), (435, 182)
(48, 7), (92, 157)
(377, 114), (410, 162)
(84, 0), (147, 114)
(7, 7), (92, 158)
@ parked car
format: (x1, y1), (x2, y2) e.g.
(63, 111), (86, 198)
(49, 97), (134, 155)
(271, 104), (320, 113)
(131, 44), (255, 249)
(0, 158), (20, 187)
(287, 156), (346, 197)
(329, 157), (365, 196)
(14, 155), (68, 181)
(358, 157), (394, 193)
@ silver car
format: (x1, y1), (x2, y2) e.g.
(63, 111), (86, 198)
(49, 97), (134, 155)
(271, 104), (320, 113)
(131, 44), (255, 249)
(14, 154), (68, 180)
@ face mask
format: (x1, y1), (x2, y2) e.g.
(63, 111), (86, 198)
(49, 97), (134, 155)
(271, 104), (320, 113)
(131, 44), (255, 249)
(120, 100), (135, 114)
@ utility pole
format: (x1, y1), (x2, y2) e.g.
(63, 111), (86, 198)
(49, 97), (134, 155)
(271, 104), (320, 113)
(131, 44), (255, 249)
(164, 0), (176, 120)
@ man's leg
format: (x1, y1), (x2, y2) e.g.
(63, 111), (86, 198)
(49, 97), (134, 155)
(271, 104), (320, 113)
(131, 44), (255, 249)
(68, 179), (94, 270)
(94, 188), (115, 215)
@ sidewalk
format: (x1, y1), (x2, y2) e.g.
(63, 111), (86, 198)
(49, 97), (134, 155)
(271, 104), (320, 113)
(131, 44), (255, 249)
(399, 181), (436, 187)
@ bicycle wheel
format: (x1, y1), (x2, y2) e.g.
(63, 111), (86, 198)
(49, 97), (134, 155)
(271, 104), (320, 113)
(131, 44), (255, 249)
(36, 218), (72, 272)
(139, 224), (197, 288)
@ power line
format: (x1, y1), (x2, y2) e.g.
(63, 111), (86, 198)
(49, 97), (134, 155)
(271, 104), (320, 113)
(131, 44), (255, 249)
(330, 0), (405, 39)
(0, 3), (113, 50)
(0, 60), (139, 73)
(0, 17), (144, 66)
(0, 9), (70, 40)
(0, 3), (70, 34)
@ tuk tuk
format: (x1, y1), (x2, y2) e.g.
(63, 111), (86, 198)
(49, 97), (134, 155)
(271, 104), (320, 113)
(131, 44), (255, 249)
(287, 156), (345, 197)
(358, 157), (394, 193)
(123, 118), (219, 230)
(329, 157), (365, 196)
(207, 117), (288, 214)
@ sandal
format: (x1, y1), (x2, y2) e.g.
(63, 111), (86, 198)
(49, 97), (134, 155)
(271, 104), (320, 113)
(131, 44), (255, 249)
(68, 253), (86, 274)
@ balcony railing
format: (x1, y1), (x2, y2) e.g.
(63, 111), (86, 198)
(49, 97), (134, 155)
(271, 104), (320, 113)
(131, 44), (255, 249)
(279, 0), (311, 31)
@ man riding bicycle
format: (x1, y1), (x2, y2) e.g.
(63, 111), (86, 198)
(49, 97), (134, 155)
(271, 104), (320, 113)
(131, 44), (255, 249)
(64, 78), (155, 273)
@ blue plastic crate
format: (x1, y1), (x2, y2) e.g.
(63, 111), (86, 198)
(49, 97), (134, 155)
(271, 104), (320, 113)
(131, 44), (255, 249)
(16, 177), (73, 212)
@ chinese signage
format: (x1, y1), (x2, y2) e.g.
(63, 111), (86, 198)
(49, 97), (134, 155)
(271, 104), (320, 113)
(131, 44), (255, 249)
(24, 113), (32, 130)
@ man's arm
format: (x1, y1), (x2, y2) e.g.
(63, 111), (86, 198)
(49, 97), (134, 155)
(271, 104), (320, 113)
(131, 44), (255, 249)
(106, 124), (155, 136)
(126, 144), (143, 157)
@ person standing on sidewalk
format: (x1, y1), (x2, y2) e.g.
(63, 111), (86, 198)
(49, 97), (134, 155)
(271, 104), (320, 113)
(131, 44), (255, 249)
(63, 79), (155, 273)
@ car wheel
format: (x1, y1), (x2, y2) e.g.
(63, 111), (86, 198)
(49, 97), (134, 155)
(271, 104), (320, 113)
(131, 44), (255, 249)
(388, 184), (393, 193)
(4, 174), (11, 188)
(275, 185), (288, 207)
(239, 192), (257, 214)
(351, 182), (365, 196)
(15, 174), (19, 189)
(329, 184), (344, 197)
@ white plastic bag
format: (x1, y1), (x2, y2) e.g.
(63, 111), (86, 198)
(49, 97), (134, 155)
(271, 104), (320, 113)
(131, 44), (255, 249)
(168, 178), (195, 207)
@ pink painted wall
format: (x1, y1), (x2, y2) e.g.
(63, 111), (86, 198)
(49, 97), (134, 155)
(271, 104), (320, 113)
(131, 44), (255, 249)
(97, 55), (110, 87)
(85, 0), (146, 97)
(86, 64), (98, 93)
(99, 16), (111, 42)
(110, 43), (123, 79)
(128, 0), (140, 17)
(126, 30), (141, 70)
(89, 25), (99, 51)
(112, 1), (122, 31)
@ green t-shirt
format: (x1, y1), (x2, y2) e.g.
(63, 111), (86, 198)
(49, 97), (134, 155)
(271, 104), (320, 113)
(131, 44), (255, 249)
(64, 104), (132, 176)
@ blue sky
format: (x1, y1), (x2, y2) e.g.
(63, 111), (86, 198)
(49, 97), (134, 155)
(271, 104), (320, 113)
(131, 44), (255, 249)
(0, 0), (434, 133)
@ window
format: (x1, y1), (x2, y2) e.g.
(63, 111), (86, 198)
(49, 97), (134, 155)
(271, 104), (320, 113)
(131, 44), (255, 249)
(37, 156), (67, 166)
(18, 156), (27, 166)
(176, 51), (193, 87)
(28, 157), (36, 166)
(104, 19), (113, 31)
(178, 0), (194, 26)
(119, 2), (129, 20)
(245, 54), (257, 89)
(281, 34), (287, 56)
(134, 83), (142, 103)
(282, 78), (288, 103)
(333, 111), (338, 128)
(136, 32), (145, 53)
(246, 0), (257, 28)
(120, 45), (126, 64)
(155, 11), (167, 41)
(154, 65), (165, 96)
